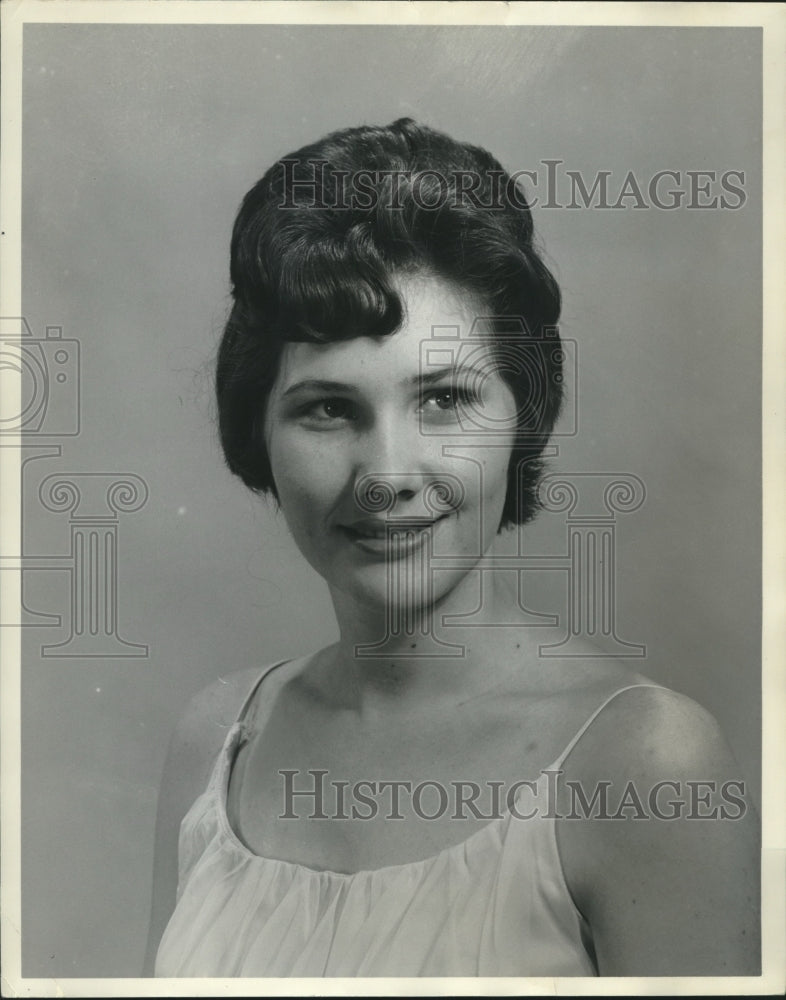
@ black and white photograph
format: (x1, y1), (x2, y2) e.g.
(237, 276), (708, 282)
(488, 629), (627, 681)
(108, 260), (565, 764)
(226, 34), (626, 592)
(1, 1), (783, 994)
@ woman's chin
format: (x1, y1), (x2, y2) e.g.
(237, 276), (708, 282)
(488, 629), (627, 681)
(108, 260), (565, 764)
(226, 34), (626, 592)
(327, 557), (467, 618)
(334, 572), (434, 610)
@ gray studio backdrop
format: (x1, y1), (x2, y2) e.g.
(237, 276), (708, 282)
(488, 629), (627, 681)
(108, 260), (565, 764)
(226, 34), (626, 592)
(19, 24), (761, 977)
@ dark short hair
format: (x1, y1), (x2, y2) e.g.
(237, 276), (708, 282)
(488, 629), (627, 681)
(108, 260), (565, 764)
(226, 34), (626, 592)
(216, 118), (563, 528)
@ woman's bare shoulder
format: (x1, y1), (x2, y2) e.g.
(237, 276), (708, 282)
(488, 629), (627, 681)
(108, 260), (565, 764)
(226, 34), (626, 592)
(175, 666), (262, 735)
(554, 683), (759, 975)
(568, 682), (731, 774)
(162, 665), (271, 800)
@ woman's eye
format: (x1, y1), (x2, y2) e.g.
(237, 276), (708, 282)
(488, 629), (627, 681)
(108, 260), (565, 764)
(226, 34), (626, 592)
(432, 389), (459, 410)
(321, 399), (352, 419)
(422, 386), (477, 414)
(302, 398), (356, 423)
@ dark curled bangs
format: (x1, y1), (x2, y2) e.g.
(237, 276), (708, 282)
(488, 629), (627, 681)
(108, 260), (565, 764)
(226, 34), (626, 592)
(217, 118), (564, 528)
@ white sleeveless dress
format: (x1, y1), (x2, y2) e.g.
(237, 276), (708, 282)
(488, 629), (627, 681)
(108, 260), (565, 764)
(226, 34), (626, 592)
(156, 663), (658, 977)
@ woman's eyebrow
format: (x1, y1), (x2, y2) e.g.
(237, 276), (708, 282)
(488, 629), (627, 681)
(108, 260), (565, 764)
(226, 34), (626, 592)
(281, 378), (355, 398)
(281, 366), (489, 398)
(416, 365), (488, 386)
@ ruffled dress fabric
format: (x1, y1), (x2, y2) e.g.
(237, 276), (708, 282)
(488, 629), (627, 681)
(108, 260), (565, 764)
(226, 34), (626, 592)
(156, 674), (653, 977)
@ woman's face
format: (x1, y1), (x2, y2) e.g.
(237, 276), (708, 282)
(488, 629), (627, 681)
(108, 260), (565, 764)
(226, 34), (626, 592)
(264, 272), (518, 610)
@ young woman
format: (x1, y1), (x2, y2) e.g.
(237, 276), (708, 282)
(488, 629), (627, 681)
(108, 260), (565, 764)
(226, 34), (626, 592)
(146, 119), (759, 978)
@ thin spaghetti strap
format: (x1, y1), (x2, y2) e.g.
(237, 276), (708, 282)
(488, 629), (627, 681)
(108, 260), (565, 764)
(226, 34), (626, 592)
(550, 683), (663, 771)
(236, 658), (292, 731)
(200, 660), (293, 796)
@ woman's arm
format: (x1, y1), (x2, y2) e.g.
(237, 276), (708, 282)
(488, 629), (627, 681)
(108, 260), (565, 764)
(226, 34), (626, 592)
(557, 685), (760, 977)
(142, 669), (259, 975)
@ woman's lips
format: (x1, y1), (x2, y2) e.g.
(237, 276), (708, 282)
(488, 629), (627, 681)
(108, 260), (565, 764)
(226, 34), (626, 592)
(339, 515), (447, 556)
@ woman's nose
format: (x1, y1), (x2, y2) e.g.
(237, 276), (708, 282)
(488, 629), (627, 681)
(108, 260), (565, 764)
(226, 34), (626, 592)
(354, 474), (414, 516)
(352, 418), (426, 512)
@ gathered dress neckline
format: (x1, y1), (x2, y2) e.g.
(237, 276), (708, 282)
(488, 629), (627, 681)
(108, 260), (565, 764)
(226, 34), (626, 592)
(155, 659), (661, 978)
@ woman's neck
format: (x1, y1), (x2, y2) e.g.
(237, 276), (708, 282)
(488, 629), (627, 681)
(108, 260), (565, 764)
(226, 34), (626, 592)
(321, 559), (536, 717)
